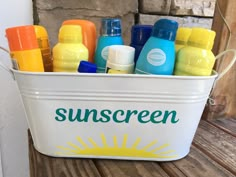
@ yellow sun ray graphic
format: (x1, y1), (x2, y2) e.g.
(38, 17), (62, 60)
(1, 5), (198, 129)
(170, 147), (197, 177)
(56, 133), (178, 159)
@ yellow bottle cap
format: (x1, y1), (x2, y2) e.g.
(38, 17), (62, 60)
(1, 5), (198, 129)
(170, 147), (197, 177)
(59, 25), (83, 43)
(187, 28), (216, 50)
(34, 25), (48, 38)
(175, 27), (192, 44)
(34, 25), (50, 48)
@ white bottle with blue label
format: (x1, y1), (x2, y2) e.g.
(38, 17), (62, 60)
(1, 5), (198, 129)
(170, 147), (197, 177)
(135, 19), (178, 75)
(94, 18), (124, 73)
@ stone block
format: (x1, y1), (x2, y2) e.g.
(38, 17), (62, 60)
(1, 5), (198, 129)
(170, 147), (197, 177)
(35, 0), (138, 47)
(170, 0), (216, 17)
(139, 14), (213, 29)
(37, 9), (135, 47)
(139, 0), (171, 15)
(36, 0), (138, 16)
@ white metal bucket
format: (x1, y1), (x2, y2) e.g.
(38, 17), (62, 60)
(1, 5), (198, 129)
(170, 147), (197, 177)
(1, 48), (235, 161)
(13, 70), (217, 161)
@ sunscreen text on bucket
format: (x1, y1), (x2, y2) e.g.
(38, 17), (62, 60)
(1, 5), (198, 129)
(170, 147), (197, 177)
(55, 108), (180, 124)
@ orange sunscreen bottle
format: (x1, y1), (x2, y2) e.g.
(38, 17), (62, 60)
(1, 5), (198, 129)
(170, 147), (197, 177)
(6, 25), (44, 72)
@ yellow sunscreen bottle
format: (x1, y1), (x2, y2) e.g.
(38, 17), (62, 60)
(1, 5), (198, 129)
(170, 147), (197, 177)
(53, 25), (89, 72)
(34, 25), (53, 72)
(174, 28), (216, 76)
(175, 27), (192, 53)
(6, 25), (44, 72)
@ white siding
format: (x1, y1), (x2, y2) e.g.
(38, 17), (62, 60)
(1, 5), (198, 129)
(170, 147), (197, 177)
(0, 0), (33, 176)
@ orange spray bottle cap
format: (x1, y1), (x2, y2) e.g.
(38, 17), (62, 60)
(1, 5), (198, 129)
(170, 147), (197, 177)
(6, 25), (39, 51)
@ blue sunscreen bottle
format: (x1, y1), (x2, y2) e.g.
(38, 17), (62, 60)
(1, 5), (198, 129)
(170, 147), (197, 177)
(130, 25), (153, 65)
(135, 19), (178, 75)
(94, 18), (124, 73)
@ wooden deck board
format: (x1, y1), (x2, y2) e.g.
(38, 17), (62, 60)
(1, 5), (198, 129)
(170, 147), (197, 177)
(29, 119), (236, 177)
(193, 121), (236, 176)
(208, 118), (236, 136)
(94, 160), (170, 177)
(158, 144), (235, 177)
(28, 134), (102, 177)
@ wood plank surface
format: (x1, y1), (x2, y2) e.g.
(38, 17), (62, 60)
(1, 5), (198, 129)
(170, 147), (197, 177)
(193, 120), (236, 176)
(170, 146), (234, 177)
(93, 160), (169, 177)
(29, 119), (236, 177)
(208, 118), (236, 136)
(28, 133), (102, 177)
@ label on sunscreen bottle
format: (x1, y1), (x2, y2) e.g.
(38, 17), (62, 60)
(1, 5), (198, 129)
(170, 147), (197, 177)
(107, 68), (129, 74)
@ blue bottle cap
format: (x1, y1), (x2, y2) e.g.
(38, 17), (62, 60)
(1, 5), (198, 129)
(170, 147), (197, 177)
(152, 19), (178, 41)
(130, 25), (153, 45)
(101, 18), (122, 36)
(78, 61), (97, 73)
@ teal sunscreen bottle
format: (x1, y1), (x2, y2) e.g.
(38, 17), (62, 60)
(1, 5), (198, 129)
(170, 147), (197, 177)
(135, 19), (178, 75)
(94, 18), (124, 73)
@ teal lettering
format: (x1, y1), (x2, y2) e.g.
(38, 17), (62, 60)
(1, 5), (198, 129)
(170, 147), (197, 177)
(125, 110), (138, 122)
(55, 108), (179, 125)
(69, 109), (81, 122)
(113, 110), (126, 123)
(163, 110), (179, 124)
(84, 109), (97, 122)
(137, 110), (150, 123)
(55, 108), (67, 121)
(99, 109), (112, 122)
(150, 110), (162, 123)
(68, 109), (88, 122)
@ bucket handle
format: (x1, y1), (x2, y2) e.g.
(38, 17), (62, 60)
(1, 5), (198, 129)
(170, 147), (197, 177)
(214, 49), (236, 81)
(0, 46), (15, 79)
(208, 49), (236, 105)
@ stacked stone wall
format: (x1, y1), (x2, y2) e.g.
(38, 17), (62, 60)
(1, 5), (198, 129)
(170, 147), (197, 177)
(33, 0), (216, 46)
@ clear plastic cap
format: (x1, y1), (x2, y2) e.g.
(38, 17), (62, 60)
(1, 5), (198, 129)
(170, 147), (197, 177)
(101, 18), (121, 36)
